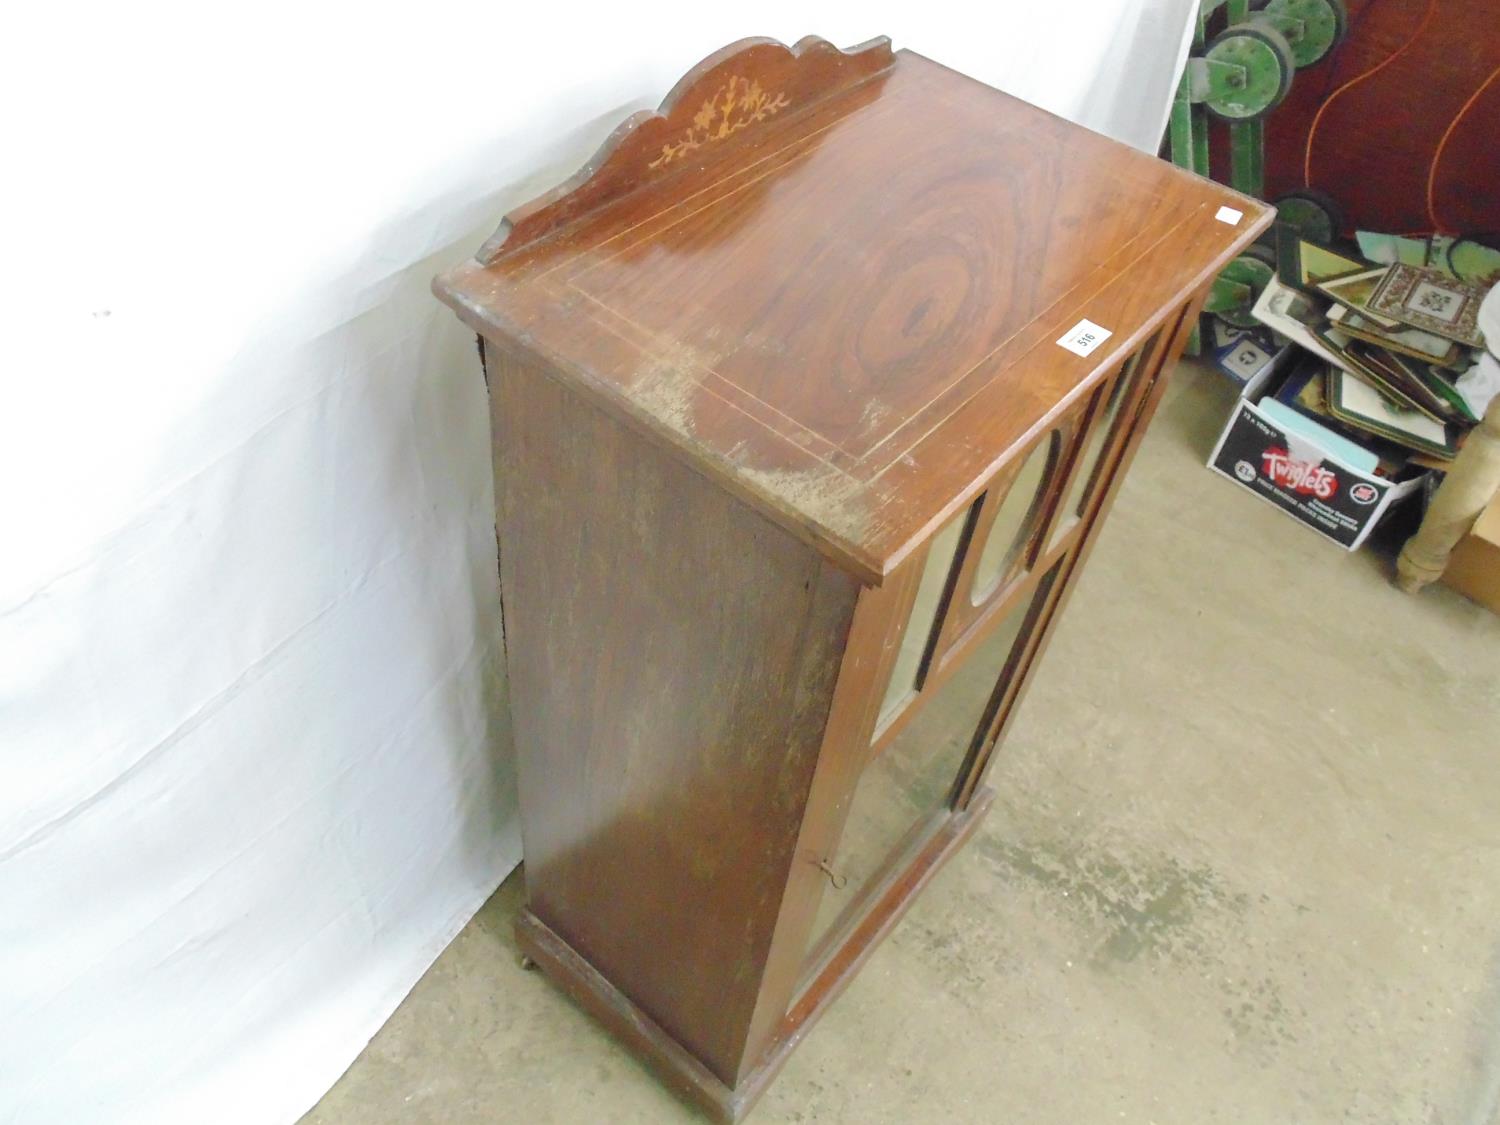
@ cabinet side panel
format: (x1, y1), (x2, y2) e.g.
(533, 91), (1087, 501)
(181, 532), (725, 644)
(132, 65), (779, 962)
(489, 344), (860, 1083)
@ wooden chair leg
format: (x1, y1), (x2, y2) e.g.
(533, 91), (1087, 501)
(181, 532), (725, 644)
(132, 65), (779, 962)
(1397, 392), (1500, 593)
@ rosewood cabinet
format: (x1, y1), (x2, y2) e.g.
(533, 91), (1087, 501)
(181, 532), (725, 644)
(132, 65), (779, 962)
(434, 35), (1271, 1121)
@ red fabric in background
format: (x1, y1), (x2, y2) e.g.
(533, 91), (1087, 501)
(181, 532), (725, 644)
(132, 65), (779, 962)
(1209, 0), (1499, 236)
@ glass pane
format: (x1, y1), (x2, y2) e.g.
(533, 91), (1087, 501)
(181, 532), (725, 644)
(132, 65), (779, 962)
(1049, 372), (1130, 549)
(807, 575), (1051, 963)
(969, 434), (1057, 605)
(877, 512), (966, 724)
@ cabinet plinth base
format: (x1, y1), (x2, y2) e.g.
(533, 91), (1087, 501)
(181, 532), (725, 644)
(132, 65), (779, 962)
(515, 786), (996, 1123)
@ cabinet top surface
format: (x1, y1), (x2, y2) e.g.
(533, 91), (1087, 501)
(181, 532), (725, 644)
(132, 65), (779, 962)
(436, 38), (1272, 583)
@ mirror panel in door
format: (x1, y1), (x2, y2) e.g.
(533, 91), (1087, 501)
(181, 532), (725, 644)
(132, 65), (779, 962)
(1049, 335), (1159, 549)
(969, 433), (1058, 605)
(806, 577), (1046, 970)
(876, 512), (967, 726)
(1050, 376), (1127, 549)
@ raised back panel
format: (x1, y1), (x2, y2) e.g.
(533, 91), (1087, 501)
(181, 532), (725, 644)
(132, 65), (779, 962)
(479, 36), (895, 262)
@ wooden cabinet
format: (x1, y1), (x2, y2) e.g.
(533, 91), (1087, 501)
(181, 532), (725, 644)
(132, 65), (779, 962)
(434, 35), (1271, 1122)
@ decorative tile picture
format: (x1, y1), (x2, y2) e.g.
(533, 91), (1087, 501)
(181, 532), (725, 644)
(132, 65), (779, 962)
(1366, 264), (1485, 347)
(1408, 280), (1464, 323)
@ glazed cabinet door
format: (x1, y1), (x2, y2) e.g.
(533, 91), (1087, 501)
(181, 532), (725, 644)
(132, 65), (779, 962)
(801, 323), (1174, 975)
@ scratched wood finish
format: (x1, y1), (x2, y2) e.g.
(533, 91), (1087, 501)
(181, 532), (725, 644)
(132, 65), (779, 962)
(492, 345), (859, 1084)
(436, 35), (1273, 1123)
(437, 42), (1272, 586)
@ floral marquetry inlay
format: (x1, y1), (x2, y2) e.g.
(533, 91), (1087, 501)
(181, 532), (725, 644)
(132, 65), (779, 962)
(473, 36), (894, 261)
(648, 78), (792, 168)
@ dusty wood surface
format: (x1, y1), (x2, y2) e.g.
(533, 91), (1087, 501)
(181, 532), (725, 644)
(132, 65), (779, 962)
(492, 346), (859, 1084)
(437, 42), (1273, 585)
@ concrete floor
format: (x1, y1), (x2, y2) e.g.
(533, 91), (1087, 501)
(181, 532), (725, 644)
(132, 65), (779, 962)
(304, 366), (1500, 1125)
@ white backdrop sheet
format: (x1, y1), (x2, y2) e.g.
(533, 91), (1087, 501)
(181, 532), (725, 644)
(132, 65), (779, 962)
(2, 4), (1195, 1122)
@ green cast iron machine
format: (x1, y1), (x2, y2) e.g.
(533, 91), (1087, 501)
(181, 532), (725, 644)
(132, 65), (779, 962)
(1170, 0), (1348, 337)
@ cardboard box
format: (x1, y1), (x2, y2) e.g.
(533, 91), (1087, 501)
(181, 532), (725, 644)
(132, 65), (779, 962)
(1208, 322), (1290, 388)
(1442, 495), (1500, 613)
(1207, 355), (1427, 551)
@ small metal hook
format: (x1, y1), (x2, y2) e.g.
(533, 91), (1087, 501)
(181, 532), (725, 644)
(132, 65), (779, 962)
(816, 858), (848, 890)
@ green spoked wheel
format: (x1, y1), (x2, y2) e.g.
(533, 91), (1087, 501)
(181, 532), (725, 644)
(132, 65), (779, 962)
(1215, 244), (1277, 329)
(1204, 22), (1296, 121)
(1251, 0), (1349, 68)
(1273, 188), (1345, 244)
